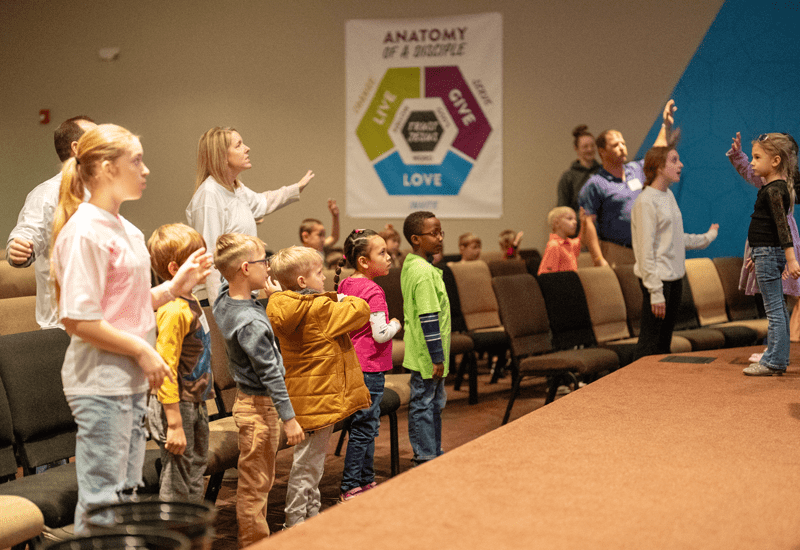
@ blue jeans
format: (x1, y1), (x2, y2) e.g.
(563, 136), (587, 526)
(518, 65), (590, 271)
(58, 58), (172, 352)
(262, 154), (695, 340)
(752, 247), (790, 371)
(408, 371), (446, 464)
(67, 393), (148, 536)
(341, 372), (384, 493)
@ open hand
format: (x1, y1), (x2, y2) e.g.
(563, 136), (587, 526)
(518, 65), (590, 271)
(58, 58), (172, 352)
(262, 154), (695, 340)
(328, 198), (339, 216)
(298, 170), (315, 192)
(663, 99), (677, 127)
(731, 132), (741, 153)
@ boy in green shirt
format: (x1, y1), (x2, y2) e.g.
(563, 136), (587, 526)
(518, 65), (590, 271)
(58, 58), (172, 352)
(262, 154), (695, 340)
(401, 211), (451, 465)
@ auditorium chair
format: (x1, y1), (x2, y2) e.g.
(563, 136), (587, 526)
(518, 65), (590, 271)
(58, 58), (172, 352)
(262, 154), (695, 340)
(374, 267), (405, 368)
(439, 264), (478, 404)
(682, 259), (759, 347)
(0, 330), (160, 530)
(577, 266), (692, 365)
(711, 256), (764, 321)
(486, 258), (528, 278)
(0, 261), (37, 300)
(612, 263), (726, 351)
(493, 273), (617, 425)
(449, 260), (510, 384)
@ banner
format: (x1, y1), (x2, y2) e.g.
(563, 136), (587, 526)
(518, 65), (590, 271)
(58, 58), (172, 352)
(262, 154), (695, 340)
(345, 13), (503, 218)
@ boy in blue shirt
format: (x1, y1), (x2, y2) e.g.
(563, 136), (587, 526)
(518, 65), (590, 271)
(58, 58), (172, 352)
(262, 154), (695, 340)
(211, 233), (304, 547)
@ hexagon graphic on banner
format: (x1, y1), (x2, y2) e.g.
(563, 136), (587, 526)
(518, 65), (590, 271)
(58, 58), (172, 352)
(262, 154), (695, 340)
(357, 66), (492, 196)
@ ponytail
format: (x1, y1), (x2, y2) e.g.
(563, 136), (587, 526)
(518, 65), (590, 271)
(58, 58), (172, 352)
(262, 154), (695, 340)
(333, 256), (347, 292)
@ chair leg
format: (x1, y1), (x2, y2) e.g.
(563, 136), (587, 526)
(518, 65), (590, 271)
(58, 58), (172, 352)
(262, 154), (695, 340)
(388, 410), (399, 477)
(502, 373), (523, 426)
(453, 353), (467, 391)
(466, 351), (478, 405)
(204, 471), (224, 503)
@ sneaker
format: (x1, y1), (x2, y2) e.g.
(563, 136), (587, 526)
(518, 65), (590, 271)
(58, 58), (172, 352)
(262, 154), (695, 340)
(361, 482), (377, 492)
(743, 363), (785, 376)
(556, 385), (571, 395)
(339, 487), (363, 502)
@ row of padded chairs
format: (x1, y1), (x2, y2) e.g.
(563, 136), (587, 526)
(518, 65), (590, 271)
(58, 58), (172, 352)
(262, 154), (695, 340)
(0, 329), (164, 534)
(361, 256), (765, 424)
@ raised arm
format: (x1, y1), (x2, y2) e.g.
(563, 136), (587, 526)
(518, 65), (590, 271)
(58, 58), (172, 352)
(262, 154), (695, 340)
(652, 99), (676, 148)
(324, 199), (340, 248)
(582, 214), (608, 267)
(726, 131), (763, 188)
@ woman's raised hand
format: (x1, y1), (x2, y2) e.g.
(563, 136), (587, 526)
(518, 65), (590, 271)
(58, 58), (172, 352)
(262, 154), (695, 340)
(298, 170), (315, 192)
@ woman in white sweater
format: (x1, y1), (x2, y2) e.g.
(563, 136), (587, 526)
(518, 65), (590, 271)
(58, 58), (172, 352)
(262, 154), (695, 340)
(631, 141), (719, 359)
(186, 127), (314, 302)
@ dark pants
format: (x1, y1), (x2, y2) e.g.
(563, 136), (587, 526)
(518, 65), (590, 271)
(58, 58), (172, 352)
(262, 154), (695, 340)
(635, 277), (682, 360)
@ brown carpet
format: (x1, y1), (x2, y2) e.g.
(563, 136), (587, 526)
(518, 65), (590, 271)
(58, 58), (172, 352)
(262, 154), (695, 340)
(225, 345), (800, 550)
(210, 364), (548, 549)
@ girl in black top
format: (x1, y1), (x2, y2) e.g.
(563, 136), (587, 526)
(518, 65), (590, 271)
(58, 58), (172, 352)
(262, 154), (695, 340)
(743, 133), (800, 376)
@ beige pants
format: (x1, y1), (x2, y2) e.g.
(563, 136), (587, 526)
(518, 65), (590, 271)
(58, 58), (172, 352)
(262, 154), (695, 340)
(232, 393), (281, 548)
(600, 240), (636, 268)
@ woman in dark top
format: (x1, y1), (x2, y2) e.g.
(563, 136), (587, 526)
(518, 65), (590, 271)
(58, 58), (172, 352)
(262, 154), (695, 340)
(556, 125), (601, 222)
(742, 133), (800, 376)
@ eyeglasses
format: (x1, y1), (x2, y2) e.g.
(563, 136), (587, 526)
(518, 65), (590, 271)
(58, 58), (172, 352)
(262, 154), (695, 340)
(417, 231), (444, 239)
(247, 258), (268, 265)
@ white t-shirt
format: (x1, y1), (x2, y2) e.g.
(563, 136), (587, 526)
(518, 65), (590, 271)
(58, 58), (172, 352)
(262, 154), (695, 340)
(185, 176), (300, 301)
(53, 203), (153, 396)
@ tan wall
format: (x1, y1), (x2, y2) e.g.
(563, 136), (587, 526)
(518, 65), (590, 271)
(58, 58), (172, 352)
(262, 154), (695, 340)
(0, 0), (724, 255)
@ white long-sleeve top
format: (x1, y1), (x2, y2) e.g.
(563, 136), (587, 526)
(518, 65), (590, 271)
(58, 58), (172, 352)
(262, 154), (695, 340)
(631, 186), (718, 304)
(186, 176), (300, 302)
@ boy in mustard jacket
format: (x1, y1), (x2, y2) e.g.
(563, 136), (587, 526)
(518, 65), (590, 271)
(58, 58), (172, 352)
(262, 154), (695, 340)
(267, 245), (370, 528)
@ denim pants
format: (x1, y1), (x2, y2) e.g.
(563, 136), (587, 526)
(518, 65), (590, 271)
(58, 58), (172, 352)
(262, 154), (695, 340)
(752, 247), (790, 371)
(232, 393), (281, 548)
(340, 371), (384, 493)
(147, 399), (209, 503)
(408, 371), (446, 464)
(67, 393), (148, 536)
(285, 424), (334, 528)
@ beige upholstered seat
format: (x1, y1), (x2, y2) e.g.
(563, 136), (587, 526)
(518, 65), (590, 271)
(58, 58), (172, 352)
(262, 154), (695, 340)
(612, 263), (724, 351)
(685, 258), (766, 339)
(578, 266), (692, 356)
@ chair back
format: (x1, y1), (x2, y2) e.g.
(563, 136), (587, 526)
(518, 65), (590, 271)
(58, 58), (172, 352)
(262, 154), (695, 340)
(203, 305), (236, 415)
(674, 274), (702, 331)
(685, 258), (729, 326)
(577, 266), (631, 343)
(0, 330), (75, 473)
(536, 271), (596, 350)
(0, 263), (36, 300)
(0, 296), (39, 335)
(449, 261), (502, 330)
(712, 256), (760, 320)
(0, 374), (17, 478)
(486, 259), (528, 278)
(439, 264), (467, 333)
(492, 274), (552, 357)
(374, 267), (404, 328)
(612, 263), (643, 336)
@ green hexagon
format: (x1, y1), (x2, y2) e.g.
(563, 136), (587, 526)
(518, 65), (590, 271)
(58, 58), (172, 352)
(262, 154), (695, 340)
(357, 68), (421, 161)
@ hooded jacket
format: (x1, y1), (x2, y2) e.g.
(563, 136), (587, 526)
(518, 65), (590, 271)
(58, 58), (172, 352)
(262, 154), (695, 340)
(267, 290), (371, 431)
